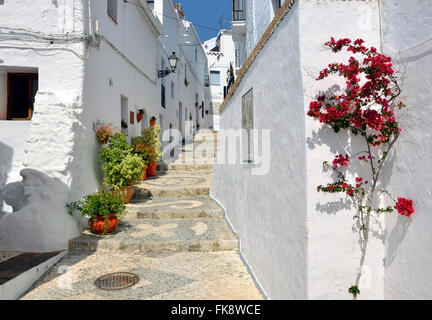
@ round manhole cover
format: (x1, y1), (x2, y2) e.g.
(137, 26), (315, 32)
(94, 272), (139, 290)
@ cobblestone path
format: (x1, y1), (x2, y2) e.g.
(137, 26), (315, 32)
(22, 130), (262, 300)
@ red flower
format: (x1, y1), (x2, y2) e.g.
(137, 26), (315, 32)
(346, 188), (355, 196)
(394, 197), (414, 217)
(332, 154), (350, 169)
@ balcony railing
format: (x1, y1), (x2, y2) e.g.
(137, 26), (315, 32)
(233, 0), (246, 21)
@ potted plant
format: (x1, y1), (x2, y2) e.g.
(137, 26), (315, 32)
(93, 120), (118, 144)
(67, 190), (125, 235)
(99, 133), (145, 203)
(131, 125), (162, 177)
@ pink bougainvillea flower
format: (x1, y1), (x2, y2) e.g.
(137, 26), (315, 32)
(332, 154), (350, 169)
(394, 197), (414, 217)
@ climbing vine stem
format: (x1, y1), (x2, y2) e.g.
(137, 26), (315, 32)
(308, 38), (414, 300)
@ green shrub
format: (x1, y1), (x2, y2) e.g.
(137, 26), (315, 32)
(99, 132), (145, 190)
(131, 125), (162, 162)
(67, 190), (125, 218)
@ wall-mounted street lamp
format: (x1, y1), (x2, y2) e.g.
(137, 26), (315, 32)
(158, 52), (179, 78)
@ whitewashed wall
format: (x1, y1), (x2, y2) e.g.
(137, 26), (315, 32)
(0, 0), (163, 251)
(215, 0), (409, 299)
(212, 2), (308, 299)
(155, 0), (208, 138)
(380, 0), (432, 300)
(0, 0), (86, 251)
(299, 0), (384, 300)
(77, 0), (161, 202)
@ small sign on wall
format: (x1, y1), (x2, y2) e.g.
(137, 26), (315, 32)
(129, 111), (135, 125)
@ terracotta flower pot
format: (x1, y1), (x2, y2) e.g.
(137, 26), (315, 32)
(113, 186), (135, 204)
(88, 214), (119, 235)
(142, 167), (147, 180)
(137, 113), (144, 123)
(150, 119), (156, 127)
(146, 162), (157, 177)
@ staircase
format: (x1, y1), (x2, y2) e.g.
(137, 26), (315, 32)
(22, 130), (262, 300)
(69, 130), (235, 254)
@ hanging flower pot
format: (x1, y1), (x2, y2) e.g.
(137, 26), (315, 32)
(146, 162), (157, 177)
(137, 110), (144, 123)
(88, 214), (119, 235)
(150, 117), (156, 127)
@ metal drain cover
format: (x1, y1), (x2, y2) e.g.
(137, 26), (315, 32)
(95, 272), (139, 290)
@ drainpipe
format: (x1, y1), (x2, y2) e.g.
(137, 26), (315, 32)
(88, 0), (93, 39)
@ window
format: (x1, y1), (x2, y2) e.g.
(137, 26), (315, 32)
(242, 88), (254, 163)
(210, 71), (220, 86)
(271, 0), (282, 18)
(171, 81), (175, 100)
(7, 73), (38, 120)
(107, 0), (118, 23)
(146, 0), (154, 10)
(195, 48), (198, 62)
(161, 84), (166, 108)
(233, 0), (246, 21)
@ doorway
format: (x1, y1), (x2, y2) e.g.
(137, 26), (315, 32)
(120, 95), (128, 135)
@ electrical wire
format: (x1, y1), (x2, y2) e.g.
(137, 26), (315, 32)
(123, 0), (221, 32)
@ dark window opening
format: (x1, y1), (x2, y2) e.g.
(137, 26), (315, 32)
(161, 84), (166, 108)
(7, 73), (38, 120)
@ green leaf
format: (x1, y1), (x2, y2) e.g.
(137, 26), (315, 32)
(348, 285), (360, 296)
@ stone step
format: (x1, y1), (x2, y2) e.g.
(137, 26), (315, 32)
(133, 171), (211, 199)
(127, 196), (224, 219)
(167, 163), (214, 171)
(69, 218), (238, 254)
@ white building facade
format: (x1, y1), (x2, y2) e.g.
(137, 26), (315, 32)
(232, 0), (285, 73)
(0, 0), (208, 252)
(152, 0), (210, 141)
(213, 0), (432, 300)
(203, 30), (236, 131)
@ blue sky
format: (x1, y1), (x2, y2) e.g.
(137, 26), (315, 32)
(179, 0), (233, 41)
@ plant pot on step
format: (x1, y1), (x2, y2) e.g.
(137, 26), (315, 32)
(89, 214), (119, 235)
(142, 167), (147, 180)
(113, 185), (135, 204)
(146, 162), (157, 177)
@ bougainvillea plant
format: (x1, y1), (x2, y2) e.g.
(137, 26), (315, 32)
(307, 38), (414, 300)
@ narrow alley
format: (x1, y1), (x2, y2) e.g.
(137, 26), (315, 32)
(21, 130), (262, 300)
